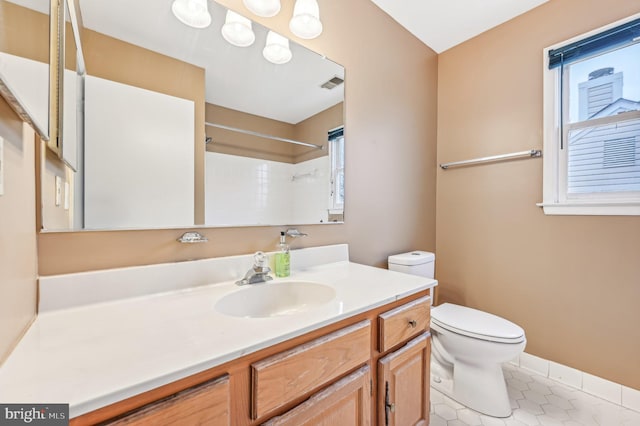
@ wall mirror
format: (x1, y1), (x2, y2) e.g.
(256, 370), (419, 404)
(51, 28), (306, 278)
(37, 0), (345, 231)
(0, 0), (51, 141)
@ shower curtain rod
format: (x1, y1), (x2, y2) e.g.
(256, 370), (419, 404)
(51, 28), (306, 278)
(205, 122), (324, 150)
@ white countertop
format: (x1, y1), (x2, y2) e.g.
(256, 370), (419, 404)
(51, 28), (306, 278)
(0, 247), (436, 418)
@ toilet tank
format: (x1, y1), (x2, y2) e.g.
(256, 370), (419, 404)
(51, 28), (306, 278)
(388, 251), (435, 278)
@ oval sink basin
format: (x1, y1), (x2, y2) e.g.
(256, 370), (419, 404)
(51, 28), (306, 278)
(215, 281), (336, 318)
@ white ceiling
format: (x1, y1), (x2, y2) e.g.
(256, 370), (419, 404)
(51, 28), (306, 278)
(370, 0), (549, 53)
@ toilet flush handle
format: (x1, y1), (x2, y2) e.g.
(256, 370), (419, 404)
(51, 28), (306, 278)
(408, 320), (417, 328)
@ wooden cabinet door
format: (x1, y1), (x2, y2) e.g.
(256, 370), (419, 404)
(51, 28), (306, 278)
(263, 365), (371, 426)
(105, 375), (230, 425)
(378, 333), (430, 426)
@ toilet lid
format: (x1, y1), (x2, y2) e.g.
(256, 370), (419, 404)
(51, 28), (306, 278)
(431, 303), (525, 343)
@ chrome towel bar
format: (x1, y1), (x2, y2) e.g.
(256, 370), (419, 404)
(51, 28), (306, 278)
(440, 149), (542, 170)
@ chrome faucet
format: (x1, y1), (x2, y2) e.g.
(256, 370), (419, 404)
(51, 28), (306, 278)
(236, 251), (273, 285)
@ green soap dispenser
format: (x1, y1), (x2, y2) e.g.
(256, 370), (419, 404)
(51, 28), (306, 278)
(275, 231), (290, 277)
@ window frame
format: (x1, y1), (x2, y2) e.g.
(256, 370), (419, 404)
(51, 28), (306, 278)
(328, 126), (344, 213)
(541, 13), (640, 216)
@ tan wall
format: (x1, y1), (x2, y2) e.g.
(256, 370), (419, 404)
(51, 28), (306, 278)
(38, 0), (438, 275)
(0, 98), (38, 364)
(436, 0), (640, 389)
(0, 1), (48, 63)
(0, 0), (42, 364)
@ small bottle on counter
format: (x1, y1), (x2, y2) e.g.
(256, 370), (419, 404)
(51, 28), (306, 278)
(274, 231), (290, 277)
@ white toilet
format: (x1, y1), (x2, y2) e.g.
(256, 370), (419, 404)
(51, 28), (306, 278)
(388, 251), (526, 418)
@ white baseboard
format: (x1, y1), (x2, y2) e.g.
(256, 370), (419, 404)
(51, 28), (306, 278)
(510, 352), (640, 412)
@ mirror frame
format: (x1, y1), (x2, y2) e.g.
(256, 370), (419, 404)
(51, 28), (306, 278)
(46, 0), (63, 154)
(46, 0), (83, 168)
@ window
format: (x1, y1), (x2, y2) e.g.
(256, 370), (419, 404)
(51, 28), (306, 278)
(541, 15), (640, 215)
(328, 127), (344, 213)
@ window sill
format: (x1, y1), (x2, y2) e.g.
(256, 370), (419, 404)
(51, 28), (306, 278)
(537, 202), (640, 216)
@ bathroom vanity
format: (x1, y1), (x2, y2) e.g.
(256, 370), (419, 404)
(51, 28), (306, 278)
(0, 245), (437, 425)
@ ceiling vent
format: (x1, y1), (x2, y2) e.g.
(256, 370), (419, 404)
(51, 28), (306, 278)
(320, 76), (344, 90)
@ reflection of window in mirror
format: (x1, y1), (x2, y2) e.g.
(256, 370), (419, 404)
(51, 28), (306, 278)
(328, 126), (344, 221)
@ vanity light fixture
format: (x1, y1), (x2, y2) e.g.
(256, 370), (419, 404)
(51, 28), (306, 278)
(263, 31), (292, 64)
(243, 0), (281, 18)
(289, 0), (322, 39)
(221, 10), (256, 47)
(171, 0), (211, 29)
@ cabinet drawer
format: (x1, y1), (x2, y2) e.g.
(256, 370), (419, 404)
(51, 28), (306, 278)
(105, 375), (230, 425)
(378, 296), (430, 352)
(263, 365), (371, 426)
(251, 320), (371, 420)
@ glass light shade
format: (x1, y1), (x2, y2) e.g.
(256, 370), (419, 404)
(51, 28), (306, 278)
(289, 0), (322, 39)
(221, 10), (255, 47)
(243, 0), (281, 18)
(171, 0), (211, 29)
(262, 31), (292, 64)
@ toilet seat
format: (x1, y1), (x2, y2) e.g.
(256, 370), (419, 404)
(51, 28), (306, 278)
(432, 303), (525, 344)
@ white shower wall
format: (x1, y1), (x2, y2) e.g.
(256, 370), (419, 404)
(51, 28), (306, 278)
(205, 152), (331, 226)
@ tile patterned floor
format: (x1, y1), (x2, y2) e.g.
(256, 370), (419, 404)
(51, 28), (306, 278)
(429, 363), (640, 426)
